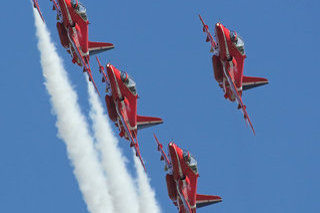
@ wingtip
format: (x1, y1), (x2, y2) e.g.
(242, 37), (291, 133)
(142, 162), (147, 172)
(154, 133), (161, 145)
(40, 14), (45, 22)
(199, 14), (205, 25)
(246, 117), (256, 136)
(137, 151), (147, 172)
(251, 126), (256, 136)
(250, 126), (256, 136)
(92, 81), (100, 96)
(95, 56), (101, 65)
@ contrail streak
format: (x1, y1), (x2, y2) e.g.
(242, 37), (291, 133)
(133, 154), (161, 213)
(33, 9), (114, 213)
(87, 81), (140, 213)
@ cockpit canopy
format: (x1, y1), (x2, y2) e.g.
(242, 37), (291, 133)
(230, 31), (245, 55)
(71, 0), (88, 21)
(120, 72), (137, 95)
(183, 150), (198, 174)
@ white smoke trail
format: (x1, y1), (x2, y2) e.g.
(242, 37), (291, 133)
(133, 154), (161, 213)
(87, 82), (140, 213)
(32, 9), (114, 213)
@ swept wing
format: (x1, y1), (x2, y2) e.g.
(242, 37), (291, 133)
(199, 15), (217, 53)
(222, 64), (255, 134)
(119, 110), (146, 171)
(69, 36), (100, 95)
(154, 134), (171, 168)
(32, 0), (45, 22)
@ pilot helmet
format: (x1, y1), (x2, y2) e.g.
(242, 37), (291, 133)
(183, 151), (191, 163)
(120, 72), (129, 84)
(230, 31), (238, 43)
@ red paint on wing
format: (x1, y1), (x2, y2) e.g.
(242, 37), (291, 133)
(105, 95), (117, 122)
(56, 22), (69, 48)
(166, 174), (178, 202)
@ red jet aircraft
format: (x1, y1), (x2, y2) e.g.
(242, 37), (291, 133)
(33, 0), (114, 94)
(154, 135), (222, 213)
(96, 57), (163, 170)
(199, 15), (268, 134)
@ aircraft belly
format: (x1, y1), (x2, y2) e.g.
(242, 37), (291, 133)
(212, 56), (223, 83)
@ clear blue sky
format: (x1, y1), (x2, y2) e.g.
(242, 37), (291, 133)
(1, 0), (320, 212)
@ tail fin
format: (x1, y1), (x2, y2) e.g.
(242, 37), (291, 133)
(196, 194), (222, 208)
(88, 41), (114, 56)
(242, 76), (268, 91)
(137, 115), (163, 130)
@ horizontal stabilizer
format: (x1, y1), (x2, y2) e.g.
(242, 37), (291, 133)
(137, 115), (163, 130)
(88, 41), (114, 56)
(242, 76), (268, 91)
(196, 194), (222, 208)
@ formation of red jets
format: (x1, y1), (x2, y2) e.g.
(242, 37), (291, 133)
(33, 1), (268, 212)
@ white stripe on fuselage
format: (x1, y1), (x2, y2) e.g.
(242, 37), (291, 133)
(61, 0), (73, 27)
(219, 24), (241, 96)
(110, 65), (123, 102)
(219, 25), (234, 79)
(219, 24), (230, 59)
(172, 145), (191, 212)
(172, 145), (183, 178)
(176, 185), (191, 213)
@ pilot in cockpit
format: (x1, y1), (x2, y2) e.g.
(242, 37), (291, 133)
(183, 150), (198, 174)
(71, 0), (88, 21)
(120, 71), (137, 95)
(230, 31), (245, 55)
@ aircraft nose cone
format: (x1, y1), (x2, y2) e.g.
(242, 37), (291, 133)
(168, 142), (177, 153)
(216, 23), (223, 30)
